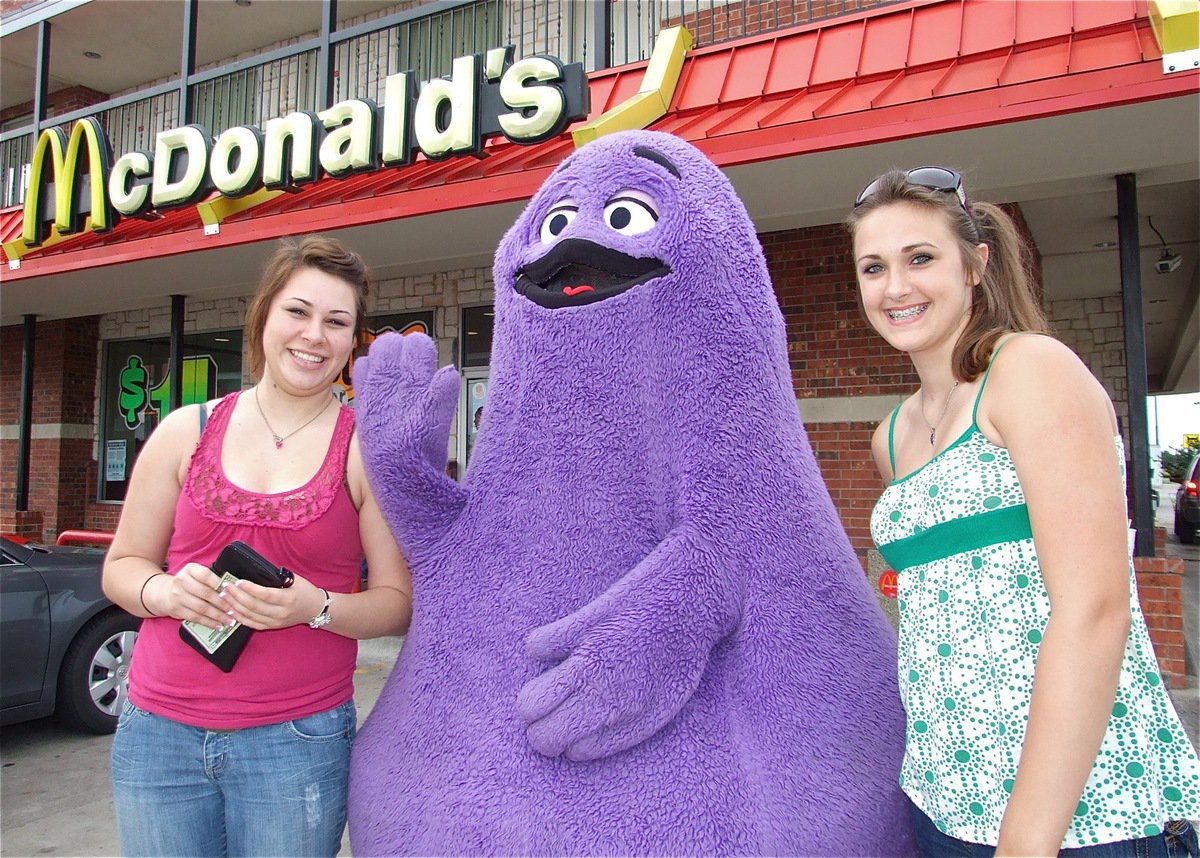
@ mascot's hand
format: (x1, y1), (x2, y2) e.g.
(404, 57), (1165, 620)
(517, 567), (731, 762)
(353, 332), (467, 541)
(354, 332), (460, 474)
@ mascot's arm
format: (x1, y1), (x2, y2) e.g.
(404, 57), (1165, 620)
(353, 332), (468, 547)
(517, 525), (742, 762)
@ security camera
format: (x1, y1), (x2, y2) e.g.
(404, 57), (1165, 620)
(1155, 250), (1182, 275)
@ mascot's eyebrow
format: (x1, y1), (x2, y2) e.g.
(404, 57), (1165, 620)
(632, 146), (680, 179)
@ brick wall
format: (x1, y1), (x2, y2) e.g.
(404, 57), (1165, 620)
(763, 223), (914, 559)
(677, 0), (896, 47)
(0, 318), (100, 542)
(1135, 549), (1188, 688)
(1, 86), (110, 127)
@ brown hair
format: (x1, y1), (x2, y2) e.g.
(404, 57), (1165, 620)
(844, 170), (1049, 382)
(244, 236), (371, 380)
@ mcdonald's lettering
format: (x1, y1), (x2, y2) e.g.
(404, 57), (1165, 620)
(18, 47), (588, 250)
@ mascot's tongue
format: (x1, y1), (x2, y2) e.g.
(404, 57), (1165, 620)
(563, 285), (594, 296)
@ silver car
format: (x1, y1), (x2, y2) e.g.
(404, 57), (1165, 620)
(1, 536), (139, 733)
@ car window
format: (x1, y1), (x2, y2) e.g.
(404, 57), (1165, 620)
(1191, 455), (1200, 483)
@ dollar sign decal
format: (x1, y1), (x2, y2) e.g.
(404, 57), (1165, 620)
(119, 356), (148, 429)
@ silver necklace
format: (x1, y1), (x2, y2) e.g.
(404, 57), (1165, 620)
(920, 381), (960, 447)
(253, 386), (334, 449)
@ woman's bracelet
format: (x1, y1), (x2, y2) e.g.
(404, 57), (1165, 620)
(139, 572), (166, 616)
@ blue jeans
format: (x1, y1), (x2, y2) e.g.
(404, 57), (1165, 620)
(111, 700), (356, 857)
(911, 799), (1199, 857)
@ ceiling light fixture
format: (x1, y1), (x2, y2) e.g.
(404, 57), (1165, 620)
(1093, 241), (1116, 249)
(83, 50), (101, 59)
(234, 0), (252, 6)
(1148, 216), (1183, 275)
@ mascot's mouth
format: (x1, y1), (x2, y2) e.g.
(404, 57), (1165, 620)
(514, 239), (670, 309)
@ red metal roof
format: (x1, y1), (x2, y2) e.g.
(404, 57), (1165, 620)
(3, 0), (1195, 279)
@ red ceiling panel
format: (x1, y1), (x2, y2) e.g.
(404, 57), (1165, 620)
(809, 21), (866, 86)
(1135, 24), (1159, 61)
(583, 74), (621, 116)
(931, 52), (1008, 97)
(704, 98), (789, 136)
(1000, 39), (1072, 86)
(719, 41), (776, 103)
(815, 76), (889, 117)
(961, 0), (1015, 56)
(907, 2), (965, 66)
(1015, 0), (1074, 43)
(675, 51), (733, 110)
(1069, 26), (1146, 73)
(858, 12), (914, 77)
(762, 30), (818, 93)
(1073, 0), (1140, 32)
(868, 63), (951, 108)
(602, 70), (644, 114)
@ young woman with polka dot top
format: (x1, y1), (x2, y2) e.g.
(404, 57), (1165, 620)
(846, 168), (1199, 857)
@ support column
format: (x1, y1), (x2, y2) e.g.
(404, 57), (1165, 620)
(169, 295), (185, 412)
(179, 0), (198, 124)
(1116, 172), (1154, 556)
(15, 315), (36, 511)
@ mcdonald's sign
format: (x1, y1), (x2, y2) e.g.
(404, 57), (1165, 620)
(21, 116), (116, 248)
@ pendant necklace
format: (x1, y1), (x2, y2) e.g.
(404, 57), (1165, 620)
(920, 381), (960, 447)
(254, 385), (334, 449)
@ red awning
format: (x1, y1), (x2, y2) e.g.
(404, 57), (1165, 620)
(3, 0), (1194, 279)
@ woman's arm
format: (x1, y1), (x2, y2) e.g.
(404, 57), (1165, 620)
(103, 404), (233, 630)
(980, 335), (1132, 857)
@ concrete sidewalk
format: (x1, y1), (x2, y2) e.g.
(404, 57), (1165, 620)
(0, 636), (404, 858)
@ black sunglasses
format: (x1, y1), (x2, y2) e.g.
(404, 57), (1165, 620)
(855, 166), (970, 214)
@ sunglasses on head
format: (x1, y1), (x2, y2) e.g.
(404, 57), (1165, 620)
(855, 166), (970, 214)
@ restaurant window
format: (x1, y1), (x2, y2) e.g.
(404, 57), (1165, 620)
(459, 305), (494, 470)
(340, 310), (435, 402)
(98, 330), (243, 502)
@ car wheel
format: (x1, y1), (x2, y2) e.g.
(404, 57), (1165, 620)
(1181, 518), (1198, 546)
(56, 610), (140, 734)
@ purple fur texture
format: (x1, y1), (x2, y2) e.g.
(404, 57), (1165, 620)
(350, 130), (914, 855)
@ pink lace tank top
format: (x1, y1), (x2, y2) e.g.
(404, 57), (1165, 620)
(128, 390), (363, 729)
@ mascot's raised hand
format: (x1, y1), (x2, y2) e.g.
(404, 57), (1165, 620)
(352, 331), (465, 544)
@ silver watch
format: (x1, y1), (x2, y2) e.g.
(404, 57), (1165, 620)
(308, 588), (332, 629)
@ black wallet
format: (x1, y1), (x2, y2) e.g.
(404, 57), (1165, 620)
(179, 541), (294, 673)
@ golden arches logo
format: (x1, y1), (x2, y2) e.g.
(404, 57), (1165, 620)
(21, 117), (116, 249)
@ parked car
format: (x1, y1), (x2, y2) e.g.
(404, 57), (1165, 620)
(1174, 451), (1200, 545)
(1, 535), (139, 733)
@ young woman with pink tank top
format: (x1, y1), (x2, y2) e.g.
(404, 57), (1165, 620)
(846, 169), (1199, 856)
(102, 236), (413, 857)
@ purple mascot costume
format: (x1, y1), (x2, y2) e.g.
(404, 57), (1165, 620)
(349, 130), (914, 855)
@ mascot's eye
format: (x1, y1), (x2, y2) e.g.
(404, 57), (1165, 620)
(539, 202), (578, 244)
(603, 191), (659, 236)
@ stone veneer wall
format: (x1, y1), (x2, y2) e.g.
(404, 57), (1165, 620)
(1046, 295), (1130, 455)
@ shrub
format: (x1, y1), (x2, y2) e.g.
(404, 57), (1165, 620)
(1160, 444), (1199, 482)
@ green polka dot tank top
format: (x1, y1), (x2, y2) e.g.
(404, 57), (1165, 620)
(872, 405), (1200, 848)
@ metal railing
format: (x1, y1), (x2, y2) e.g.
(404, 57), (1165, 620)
(0, 0), (899, 209)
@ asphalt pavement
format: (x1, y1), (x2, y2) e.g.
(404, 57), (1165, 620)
(0, 636), (402, 858)
(1, 508), (1196, 857)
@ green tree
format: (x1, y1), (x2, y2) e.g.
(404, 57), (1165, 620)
(1160, 440), (1199, 482)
